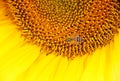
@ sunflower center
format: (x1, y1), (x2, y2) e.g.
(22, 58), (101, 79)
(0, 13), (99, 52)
(6, 0), (120, 58)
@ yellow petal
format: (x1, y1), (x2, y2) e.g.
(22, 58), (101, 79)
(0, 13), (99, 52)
(0, 1), (120, 81)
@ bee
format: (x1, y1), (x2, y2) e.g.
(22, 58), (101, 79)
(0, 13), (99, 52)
(65, 35), (83, 44)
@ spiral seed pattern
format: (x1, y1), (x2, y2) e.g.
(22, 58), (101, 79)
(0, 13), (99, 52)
(5, 0), (120, 58)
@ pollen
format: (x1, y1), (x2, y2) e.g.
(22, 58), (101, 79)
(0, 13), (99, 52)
(4, 0), (120, 58)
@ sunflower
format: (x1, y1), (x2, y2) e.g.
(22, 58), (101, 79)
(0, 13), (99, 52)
(0, 0), (120, 81)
